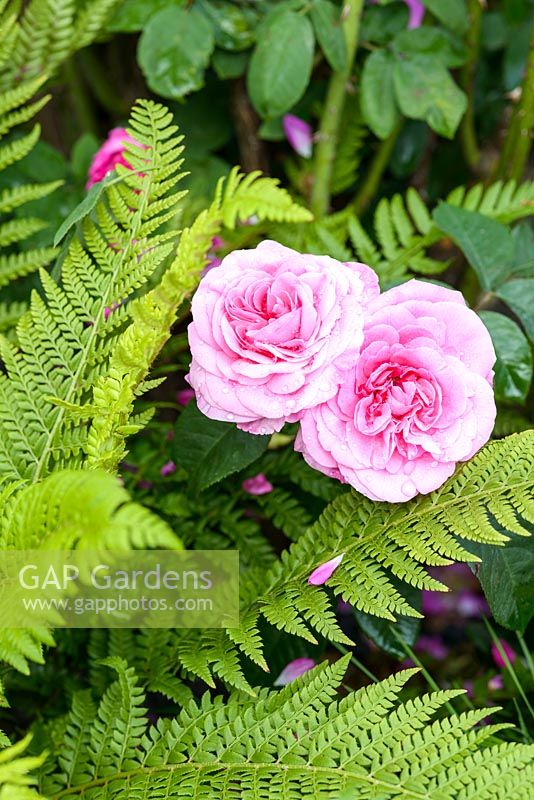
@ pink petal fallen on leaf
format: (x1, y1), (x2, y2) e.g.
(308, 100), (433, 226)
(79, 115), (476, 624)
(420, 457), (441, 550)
(177, 389), (195, 406)
(491, 640), (517, 669)
(242, 473), (273, 496)
(283, 114), (313, 158)
(308, 554), (345, 586)
(160, 460), (176, 477)
(274, 658), (316, 686)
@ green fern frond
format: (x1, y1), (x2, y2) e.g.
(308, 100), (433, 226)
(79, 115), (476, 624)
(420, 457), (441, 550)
(349, 180), (534, 283)
(331, 99), (368, 195)
(34, 656), (534, 799)
(250, 431), (532, 638)
(0, 735), (46, 798)
(215, 167), (313, 228)
(0, 468), (181, 551)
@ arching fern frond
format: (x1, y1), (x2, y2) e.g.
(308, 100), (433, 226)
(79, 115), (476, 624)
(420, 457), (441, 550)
(249, 431), (533, 644)
(0, 99), (187, 484)
(0, 734), (46, 798)
(34, 655), (534, 799)
(349, 180), (534, 283)
(0, 467), (181, 674)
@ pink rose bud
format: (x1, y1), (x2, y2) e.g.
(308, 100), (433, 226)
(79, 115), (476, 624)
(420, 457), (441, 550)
(308, 553), (344, 586)
(176, 388), (195, 406)
(283, 114), (313, 158)
(160, 460), (176, 477)
(296, 280), (496, 502)
(491, 640), (517, 670)
(86, 127), (139, 189)
(488, 674), (504, 691)
(187, 241), (375, 435)
(242, 473), (273, 496)
(274, 657), (315, 686)
(405, 0), (425, 29)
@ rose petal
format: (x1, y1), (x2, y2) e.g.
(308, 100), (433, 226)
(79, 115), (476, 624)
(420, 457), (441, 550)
(283, 114), (313, 158)
(274, 657), (316, 686)
(308, 554), (345, 586)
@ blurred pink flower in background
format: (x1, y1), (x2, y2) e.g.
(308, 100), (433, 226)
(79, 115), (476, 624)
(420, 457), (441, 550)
(242, 473), (273, 495)
(370, 0), (425, 29)
(86, 127), (138, 189)
(283, 114), (313, 158)
(308, 554), (344, 586)
(491, 640), (517, 669)
(488, 675), (504, 691)
(405, 0), (425, 29)
(176, 388), (195, 406)
(160, 460), (176, 477)
(414, 634), (448, 660)
(274, 657), (315, 686)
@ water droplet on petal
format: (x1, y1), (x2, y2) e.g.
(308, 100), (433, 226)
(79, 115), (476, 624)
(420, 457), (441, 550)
(226, 413), (235, 421)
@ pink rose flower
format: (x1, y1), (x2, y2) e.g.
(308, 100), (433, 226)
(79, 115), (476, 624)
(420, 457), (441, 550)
(296, 280), (496, 502)
(283, 114), (313, 158)
(187, 240), (377, 435)
(242, 473), (273, 495)
(86, 127), (138, 189)
(308, 553), (344, 586)
(274, 657), (316, 686)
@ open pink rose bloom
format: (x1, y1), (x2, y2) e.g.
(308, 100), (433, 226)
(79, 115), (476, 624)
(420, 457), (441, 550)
(188, 240), (496, 503)
(297, 280), (496, 502)
(187, 240), (376, 435)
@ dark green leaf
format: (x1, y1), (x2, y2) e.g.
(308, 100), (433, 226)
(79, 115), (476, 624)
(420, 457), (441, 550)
(355, 582), (421, 659)
(496, 279), (534, 341)
(108, 0), (180, 33)
(479, 311), (532, 404)
(212, 49), (249, 79)
(53, 175), (113, 246)
(138, 7), (215, 100)
(432, 204), (513, 290)
(511, 222), (534, 278)
(171, 81), (233, 155)
(361, 50), (399, 139)
(393, 55), (467, 138)
(360, 3), (408, 45)
(310, 0), (346, 72)
(172, 402), (269, 491)
(422, 0), (469, 34)
(393, 27), (468, 67)
(197, 0), (256, 51)
(247, 10), (314, 118)
(469, 532), (534, 633)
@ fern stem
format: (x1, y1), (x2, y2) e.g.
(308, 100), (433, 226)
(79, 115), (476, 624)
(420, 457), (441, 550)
(390, 627), (458, 716)
(484, 617), (534, 724)
(62, 57), (97, 136)
(351, 122), (401, 216)
(496, 22), (534, 180)
(333, 642), (378, 683)
(309, 0), (364, 217)
(459, 0), (482, 171)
